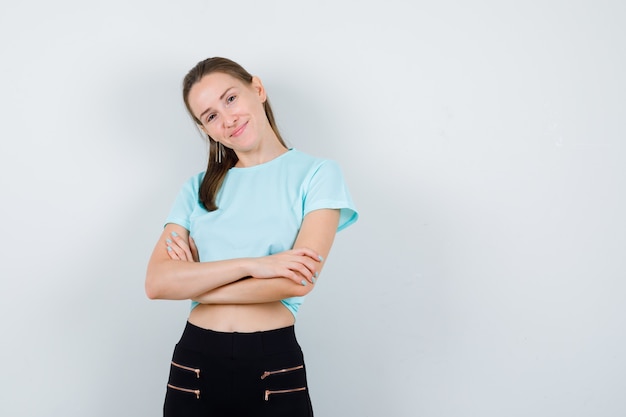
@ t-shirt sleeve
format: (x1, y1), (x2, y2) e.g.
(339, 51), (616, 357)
(163, 175), (201, 230)
(303, 159), (359, 232)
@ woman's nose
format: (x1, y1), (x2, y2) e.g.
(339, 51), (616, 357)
(224, 113), (238, 126)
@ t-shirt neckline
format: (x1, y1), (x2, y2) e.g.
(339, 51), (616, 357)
(229, 148), (295, 172)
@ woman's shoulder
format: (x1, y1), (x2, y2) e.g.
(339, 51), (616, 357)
(178, 170), (206, 193)
(285, 148), (335, 171)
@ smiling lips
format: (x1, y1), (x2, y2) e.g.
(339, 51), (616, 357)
(230, 121), (248, 138)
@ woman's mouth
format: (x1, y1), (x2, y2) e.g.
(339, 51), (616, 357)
(230, 122), (248, 138)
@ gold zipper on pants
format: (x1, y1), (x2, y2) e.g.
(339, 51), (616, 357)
(264, 387), (307, 401)
(167, 383), (201, 399)
(260, 365), (304, 380)
(171, 361), (201, 378)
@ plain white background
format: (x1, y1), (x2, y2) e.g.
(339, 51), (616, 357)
(1, 1), (625, 416)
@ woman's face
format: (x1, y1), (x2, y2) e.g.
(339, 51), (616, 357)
(187, 72), (268, 153)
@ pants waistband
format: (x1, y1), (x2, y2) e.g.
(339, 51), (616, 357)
(177, 321), (301, 358)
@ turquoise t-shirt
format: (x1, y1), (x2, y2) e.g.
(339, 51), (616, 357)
(164, 149), (358, 317)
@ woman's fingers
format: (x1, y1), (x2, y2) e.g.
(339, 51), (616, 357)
(288, 248), (323, 283)
(280, 254), (320, 284)
(291, 247), (324, 263)
(166, 243), (180, 260)
(249, 252), (317, 284)
(166, 239), (185, 260)
(289, 260), (318, 285)
(166, 232), (195, 262)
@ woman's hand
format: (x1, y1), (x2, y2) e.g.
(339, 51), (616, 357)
(248, 248), (323, 286)
(165, 232), (199, 262)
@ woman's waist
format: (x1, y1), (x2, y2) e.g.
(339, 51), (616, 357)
(188, 302), (295, 333)
(175, 319), (301, 358)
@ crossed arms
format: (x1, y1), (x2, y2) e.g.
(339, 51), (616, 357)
(145, 209), (340, 304)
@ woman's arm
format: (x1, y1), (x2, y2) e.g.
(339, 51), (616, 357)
(192, 209), (341, 304)
(145, 223), (322, 300)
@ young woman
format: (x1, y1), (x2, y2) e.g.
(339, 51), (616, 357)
(145, 57), (358, 416)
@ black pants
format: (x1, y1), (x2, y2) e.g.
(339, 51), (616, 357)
(163, 321), (314, 417)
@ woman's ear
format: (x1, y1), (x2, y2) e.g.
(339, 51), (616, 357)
(251, 76), (267, 103)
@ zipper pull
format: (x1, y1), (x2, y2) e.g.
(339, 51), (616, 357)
(195, 369), (200, 378)
(265, 390), (271, 401)
(261, 371), (270, 380)
(194, 390), (200, 399)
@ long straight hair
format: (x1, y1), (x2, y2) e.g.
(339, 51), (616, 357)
(182, 57), (287, 211)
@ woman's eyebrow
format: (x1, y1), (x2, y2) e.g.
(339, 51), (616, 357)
(199, 87), (235, 119)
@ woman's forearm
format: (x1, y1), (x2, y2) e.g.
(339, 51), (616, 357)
(146, 257), (252, 300)
(193, 277), (313, 305)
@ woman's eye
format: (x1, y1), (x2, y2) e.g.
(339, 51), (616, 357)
(207, 114), (216, 123)
(227, 95), (236, 104)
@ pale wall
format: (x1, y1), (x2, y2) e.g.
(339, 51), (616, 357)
(1, 1), (625, 416)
